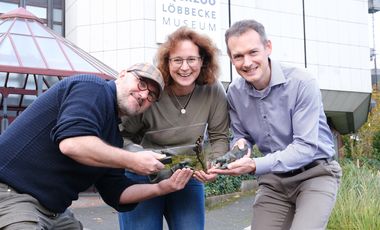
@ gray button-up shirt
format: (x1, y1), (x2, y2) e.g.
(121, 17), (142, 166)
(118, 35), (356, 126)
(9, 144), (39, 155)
(227, 59), (335, 175)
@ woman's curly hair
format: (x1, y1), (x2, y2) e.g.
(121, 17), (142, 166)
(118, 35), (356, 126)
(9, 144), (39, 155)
(155, 26), (220, 86)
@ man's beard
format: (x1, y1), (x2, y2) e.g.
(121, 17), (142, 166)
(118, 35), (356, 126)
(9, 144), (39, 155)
(118, 96), (141, 117)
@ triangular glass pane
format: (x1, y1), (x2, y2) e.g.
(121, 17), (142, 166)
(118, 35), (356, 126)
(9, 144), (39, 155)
(27, 20), (54, 38)
(0, 20), (13, 34)
(36, 37), (71, 70)
(61, 45), (98, 72)
(12, 34), (45, 68)
(10, 19), (31, 35)
(0, 36), (19, 66)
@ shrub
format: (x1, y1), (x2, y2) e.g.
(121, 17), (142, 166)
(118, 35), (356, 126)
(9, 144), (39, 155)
(342, 89), (380, 161)
(205, 174), (255, 197)
(372, 130), (380, 160)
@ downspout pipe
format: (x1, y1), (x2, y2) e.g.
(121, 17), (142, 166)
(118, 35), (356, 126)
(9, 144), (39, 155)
(302, 0), (307, 68)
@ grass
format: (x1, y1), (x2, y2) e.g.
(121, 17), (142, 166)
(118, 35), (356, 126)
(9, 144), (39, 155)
(328, 160), (380, 230)
(203, 158), (379, 229)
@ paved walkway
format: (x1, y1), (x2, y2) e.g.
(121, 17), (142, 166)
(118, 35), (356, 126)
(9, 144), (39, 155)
(70, 192), (255, 230)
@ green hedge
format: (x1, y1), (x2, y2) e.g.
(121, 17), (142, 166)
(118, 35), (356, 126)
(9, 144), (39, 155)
(372, 130), (380, 161)
(205, 174), (255, 197)
(204, 142), (258, 197)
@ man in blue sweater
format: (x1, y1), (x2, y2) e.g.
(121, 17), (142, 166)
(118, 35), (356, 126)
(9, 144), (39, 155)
(0, 63), (193, 229)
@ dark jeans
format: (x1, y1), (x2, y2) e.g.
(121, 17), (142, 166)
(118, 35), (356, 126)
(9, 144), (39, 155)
(118, 172), (205, 230)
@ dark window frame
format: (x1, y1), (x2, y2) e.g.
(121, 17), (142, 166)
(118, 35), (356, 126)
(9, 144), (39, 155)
(0, 0), (65, 36)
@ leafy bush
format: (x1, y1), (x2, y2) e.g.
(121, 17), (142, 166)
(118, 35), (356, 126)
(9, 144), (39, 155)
(343, 89), (380, 161)
(205, 143), (257, 197)
(372, 130), (380, 160)
(205, 174), (255, 197)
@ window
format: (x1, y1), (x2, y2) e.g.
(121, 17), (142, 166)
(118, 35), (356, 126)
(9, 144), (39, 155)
(0, 0), (65, 36)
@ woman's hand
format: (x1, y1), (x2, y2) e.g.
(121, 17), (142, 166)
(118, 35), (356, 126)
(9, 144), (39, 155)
(193, 170), (217, 183)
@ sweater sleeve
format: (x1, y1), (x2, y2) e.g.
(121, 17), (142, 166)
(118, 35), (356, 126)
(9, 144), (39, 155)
(51, 80), (110, 142)
(207, 81), (230, 160)
(95, 168), (138, 212)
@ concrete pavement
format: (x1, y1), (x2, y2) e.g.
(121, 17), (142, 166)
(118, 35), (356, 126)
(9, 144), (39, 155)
(70, 191), (255, 230)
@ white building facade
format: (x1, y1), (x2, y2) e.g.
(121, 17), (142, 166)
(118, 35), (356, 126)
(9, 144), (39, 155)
(64, 0), (372, 134)
(0, 0), (374, 134)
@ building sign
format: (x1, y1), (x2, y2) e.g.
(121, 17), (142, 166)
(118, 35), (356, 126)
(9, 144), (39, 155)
(156, 0), (220, 46)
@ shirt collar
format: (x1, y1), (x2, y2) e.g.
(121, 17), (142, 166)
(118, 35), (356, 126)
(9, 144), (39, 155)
(245, 58), (286, 98)
(269, 59), (286, 87)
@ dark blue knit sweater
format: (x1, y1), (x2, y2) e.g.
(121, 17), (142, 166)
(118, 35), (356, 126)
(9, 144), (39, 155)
(0, 75), (136, 213)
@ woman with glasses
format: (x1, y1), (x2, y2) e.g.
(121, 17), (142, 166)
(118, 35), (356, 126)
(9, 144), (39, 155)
(118, 27), (229, 230)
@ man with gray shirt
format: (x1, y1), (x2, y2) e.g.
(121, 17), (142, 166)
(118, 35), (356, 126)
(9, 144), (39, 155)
(210, 20), (342, 230)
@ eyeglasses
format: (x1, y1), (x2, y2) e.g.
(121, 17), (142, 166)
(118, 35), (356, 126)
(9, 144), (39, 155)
(169, 56), (202, 68)
(131, 72), (158, 102)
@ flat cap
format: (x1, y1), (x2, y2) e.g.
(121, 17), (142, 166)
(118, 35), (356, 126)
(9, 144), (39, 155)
(127, 63), (164, 99)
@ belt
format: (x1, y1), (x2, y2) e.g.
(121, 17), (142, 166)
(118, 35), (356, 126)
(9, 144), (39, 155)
(274, 158), (331, 177)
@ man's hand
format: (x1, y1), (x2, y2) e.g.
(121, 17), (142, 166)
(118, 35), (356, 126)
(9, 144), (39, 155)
(213, 139), (250, 169)
(157, 168), (193, 192)
(126, 150), (166, 175)
(59, 136), (166, 173)
(208, 157), (256, 176)
(234, 138), (251, 156)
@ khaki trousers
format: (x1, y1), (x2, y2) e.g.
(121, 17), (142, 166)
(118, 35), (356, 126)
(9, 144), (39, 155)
(0, 183), (82, 230)
(251, 160), (342, 230)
